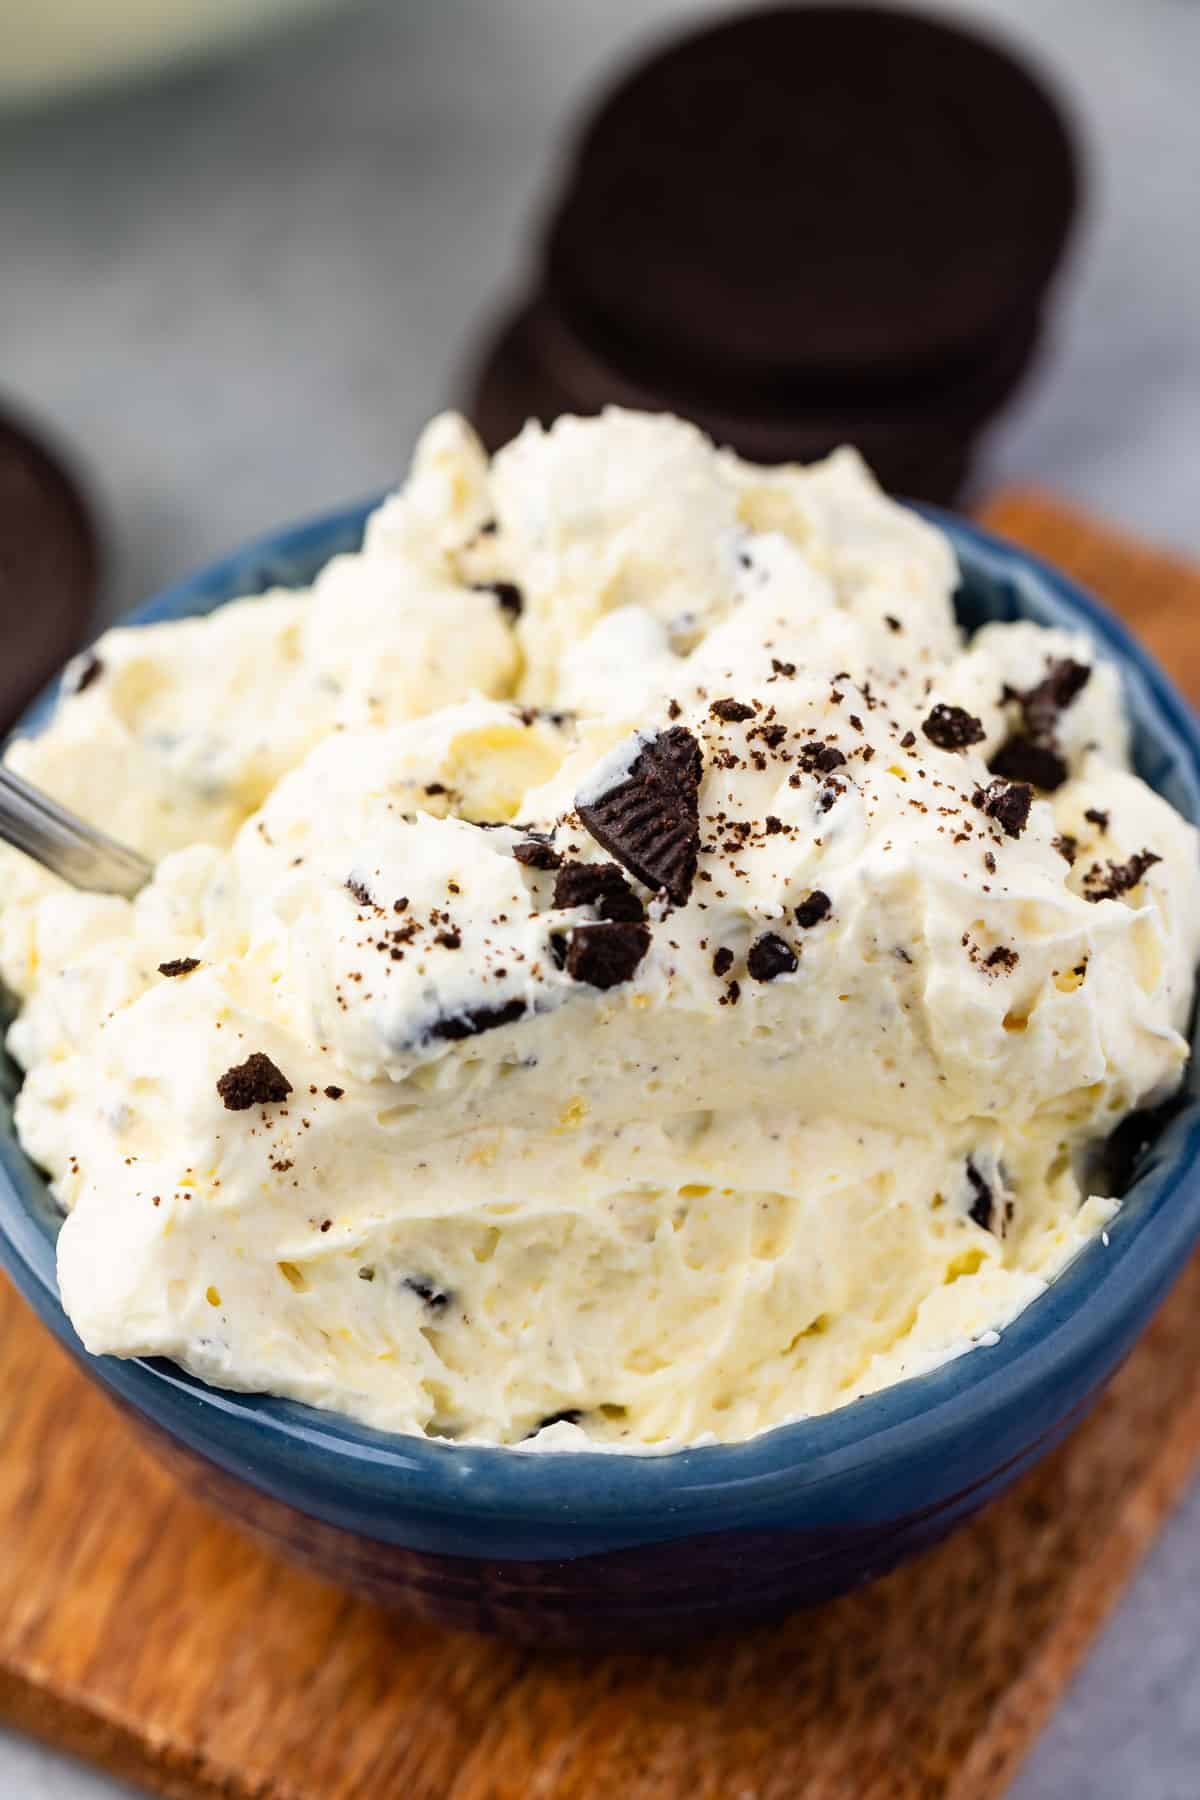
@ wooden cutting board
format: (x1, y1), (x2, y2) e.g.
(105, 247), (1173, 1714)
(2, 488), (1200, 1800)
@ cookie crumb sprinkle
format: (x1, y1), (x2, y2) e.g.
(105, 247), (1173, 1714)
(217, 1053), (293, 1112)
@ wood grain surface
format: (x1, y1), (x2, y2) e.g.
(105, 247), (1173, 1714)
(2, 489), (1199, 1800)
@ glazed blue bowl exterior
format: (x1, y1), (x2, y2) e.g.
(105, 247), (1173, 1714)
(2, 500), (1199, 1647)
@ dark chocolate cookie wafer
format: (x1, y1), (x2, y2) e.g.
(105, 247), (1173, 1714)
(576, 727), (702, 906)
(0, 410), (99, 731)
(469, 292), (1038, 502)
(465, 4), (1079, 503)
(545, 4), (1078, 389)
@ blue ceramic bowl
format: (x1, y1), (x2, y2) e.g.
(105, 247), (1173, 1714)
(2, 501), (1199, 1647)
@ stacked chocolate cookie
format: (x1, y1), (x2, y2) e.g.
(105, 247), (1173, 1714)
(0, 409), (98, 730)
(468, 4), (1079, 502)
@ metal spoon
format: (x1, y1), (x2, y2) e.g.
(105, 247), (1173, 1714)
(0, 766), (152, 898)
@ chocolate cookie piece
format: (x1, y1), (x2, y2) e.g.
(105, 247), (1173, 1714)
(972, 778), (1033, 839)
(989, 736), (1068, 792)
(532, 1408), (584, 1432)
(217, 1053), (292, 1111)
(796, 742), (847, 775)
(966, 1159), (998, 1233)
(747, 933), (798, 982)
(513, 838), (562, 872)
(964, 1159), (1007, 1231)
(430, 998), (527, 1041)
(1100, 1093), (1189, 1196)
(794, 890), (831, 929)
(0, 410), (100, 731)
(984, 945), (1018, 973)
(552, 860), (645, 922)
(403, 1276), (452, 1312)
(564, 920), (651, 989)
(1019, 658), (1091, 737)
(922, 704), (985, 752)
(576, 727), (702, 905)
(69, 652), (104, 694)
(990, 656), (1090, 792)
(544, 6), (1077, 387)
(1082, 849), (1161, 904)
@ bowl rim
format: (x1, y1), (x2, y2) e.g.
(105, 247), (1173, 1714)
(2, 495), (1200, 1529)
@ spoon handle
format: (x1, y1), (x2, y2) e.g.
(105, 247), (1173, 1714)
(0, 766), (152, 898)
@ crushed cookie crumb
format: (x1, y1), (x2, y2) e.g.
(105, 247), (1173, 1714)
(431, 999), (527, 1040)
(922, 704), (985, 752)
(747, 933), (798, 982)
(794, 890), (831, 928)
(797, 742), (846, 775)
(217, 1053), (292, 1112)
(990, 735), (1068, 792)
(403, 1276), (451, 1311)
(553, 860), (645, 922)
(564, 921), (651, 989)
(972, 778), (1033, 839)
(1083, 849), (1161, 903)
(513, 839), (562, 872)
(710, 698), (755, 723)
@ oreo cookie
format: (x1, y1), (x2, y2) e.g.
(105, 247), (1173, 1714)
(545, 6), (1076, 386)
(466, 5), (1078, 505)
(0, 410), (99, 730)
(576, 727), (702, 905)
(469, 295), (1023, 504)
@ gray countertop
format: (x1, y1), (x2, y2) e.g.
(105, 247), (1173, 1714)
(2, 2), (1198, 1794)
